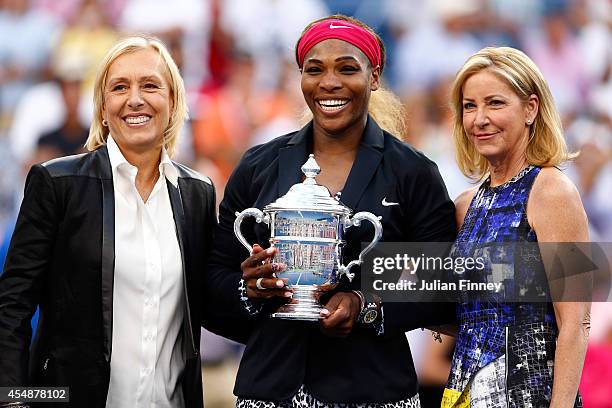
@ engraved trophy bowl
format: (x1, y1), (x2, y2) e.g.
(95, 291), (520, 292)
(234, 154), (383, 321)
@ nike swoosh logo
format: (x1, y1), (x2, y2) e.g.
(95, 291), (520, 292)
(329, 22), (353, 29)
(382, 197), (399, 206)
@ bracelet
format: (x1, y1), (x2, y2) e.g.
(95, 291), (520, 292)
(350, 290), (365, 314)
(238, 278), (263, 316)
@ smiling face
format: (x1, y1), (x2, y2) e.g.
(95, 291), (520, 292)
(102, 48), (172, 156)
(301, 39), (380, 138)
(462, 69), (538, 163)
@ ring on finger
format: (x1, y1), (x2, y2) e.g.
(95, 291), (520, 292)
(256, 277), (266, 290)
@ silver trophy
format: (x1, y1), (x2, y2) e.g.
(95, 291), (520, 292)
(234, 154), (383, 320)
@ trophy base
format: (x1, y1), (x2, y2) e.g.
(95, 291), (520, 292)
(271, 285), (323, 321)
(271, 309), (323, 321)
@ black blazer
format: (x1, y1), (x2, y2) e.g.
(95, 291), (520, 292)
(0, 146), (240, 407)
(208, 118), (457, 403)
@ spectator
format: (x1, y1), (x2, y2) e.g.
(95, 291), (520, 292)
(7, 48), (92, 163)
(36, 60), (89, 159)
(0, 0), (59, 115)
(52, 0), (118, 92)
(525, 2), (589, 119)
(219, 0), (328, 89)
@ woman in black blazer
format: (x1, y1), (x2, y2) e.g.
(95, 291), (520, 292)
(0, 35), (240, 408)
(207, 15), (457, 407)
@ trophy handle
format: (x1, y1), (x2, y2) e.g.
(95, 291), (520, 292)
(339, 212), (383, 282)
(234, 208), (270, 255)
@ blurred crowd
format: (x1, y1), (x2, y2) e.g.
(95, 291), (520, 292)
(0, 0), (610, 407)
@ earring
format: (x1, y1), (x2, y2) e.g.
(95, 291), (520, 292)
(526, 120), (532, 125)
(102, 119), (108, 127)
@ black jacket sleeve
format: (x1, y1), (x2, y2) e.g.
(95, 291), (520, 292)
(0, 165), (58, 386)
(382, 158), (457, 334)
(200, 177), (257, 343)
(203, 155), (261, 339)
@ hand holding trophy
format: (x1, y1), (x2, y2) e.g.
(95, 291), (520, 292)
(234, 154), (383, 320)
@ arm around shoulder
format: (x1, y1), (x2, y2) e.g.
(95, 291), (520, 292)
(201, 154), (261, 342)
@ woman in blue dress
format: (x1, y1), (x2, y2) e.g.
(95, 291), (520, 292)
(442, 47), (590, 407)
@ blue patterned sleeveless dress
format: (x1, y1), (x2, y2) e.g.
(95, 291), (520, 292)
(441, 166), (582, 408)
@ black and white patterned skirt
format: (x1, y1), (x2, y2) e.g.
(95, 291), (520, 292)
(236, 386), (420, 408)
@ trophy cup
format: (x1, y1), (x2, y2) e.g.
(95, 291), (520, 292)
(234, 154), (383, 320)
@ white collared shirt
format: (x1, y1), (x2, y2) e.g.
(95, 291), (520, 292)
(105, 135), (186, 408)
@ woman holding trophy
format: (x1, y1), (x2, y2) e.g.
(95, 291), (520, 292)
(207, 15), (457, 407)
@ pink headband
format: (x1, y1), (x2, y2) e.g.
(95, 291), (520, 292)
(296, 19), (381, 69)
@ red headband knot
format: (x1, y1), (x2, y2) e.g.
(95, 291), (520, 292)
(297, 19), (381, 69)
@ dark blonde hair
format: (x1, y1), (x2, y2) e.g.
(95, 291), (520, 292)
(451, 46), (574, 180)
(86, 35), (188, 157)
(295, 15), (405, 139)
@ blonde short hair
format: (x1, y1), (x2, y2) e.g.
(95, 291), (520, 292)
(450, 46), (574, 180)
(86, 35), (188, 157)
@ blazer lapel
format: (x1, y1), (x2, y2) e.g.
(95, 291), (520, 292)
(338, 117), (384, 210)
(167, 180), (188, 284)
(277, 122), (311, 197)
(98, 147), (115, 363)
(166, 179), (197, 356)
